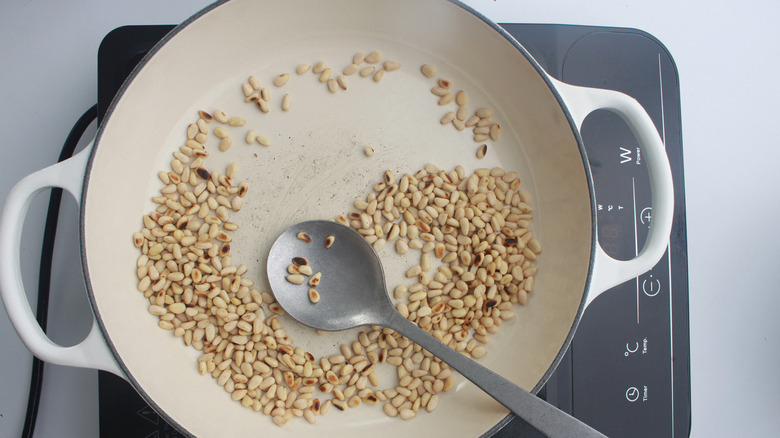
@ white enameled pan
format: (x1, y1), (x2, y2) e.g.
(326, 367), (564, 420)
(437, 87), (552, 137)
(0, 0), (673, 436)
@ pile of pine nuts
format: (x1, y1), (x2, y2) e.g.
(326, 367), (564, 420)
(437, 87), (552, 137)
(132, 51), (540, 428)
(338, 164), (539, 362)
(421, 64), (501, 159)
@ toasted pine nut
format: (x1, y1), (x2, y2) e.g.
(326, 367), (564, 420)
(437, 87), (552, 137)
(273, 74), (290, 87)
(213, 110), (229, 123)
(477, 144), (487, 159)
(336, 75), (347, 90)
(324, 235), (335, 248)
(490, 123), (501, 141)
(308, 272), (321, 287)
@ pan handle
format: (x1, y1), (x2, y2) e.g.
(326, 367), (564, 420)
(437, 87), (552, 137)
(0, 141), (124, 377)
(550, 79), (674, 307)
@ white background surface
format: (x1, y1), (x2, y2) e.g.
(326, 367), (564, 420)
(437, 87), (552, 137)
(1, 0), (778, 437)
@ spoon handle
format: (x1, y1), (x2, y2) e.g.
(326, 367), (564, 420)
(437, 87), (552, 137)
(385, 311), (607, 438)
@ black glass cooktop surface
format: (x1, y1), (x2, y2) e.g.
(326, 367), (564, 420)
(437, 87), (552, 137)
(96, 23), (690, 438)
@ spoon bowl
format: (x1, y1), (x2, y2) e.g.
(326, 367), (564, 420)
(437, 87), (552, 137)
(268, 220), (606, 438)
(267, 220), (392, 331)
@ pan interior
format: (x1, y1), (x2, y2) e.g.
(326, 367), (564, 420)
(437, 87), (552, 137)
(83, 0), (592, 436)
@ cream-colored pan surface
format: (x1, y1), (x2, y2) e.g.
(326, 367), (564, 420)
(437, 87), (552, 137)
(82, 0), (592, 436)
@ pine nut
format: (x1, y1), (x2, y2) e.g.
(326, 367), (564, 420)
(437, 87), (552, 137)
(359, 66), (375, 77)
(308, 272), (321, 287)
(490, 123), (501, 141)
(228, 117), (246, 126)
(327, 79), (338, 94)
(319, 68), (332, 83)
(213, 110), (229, 124)
(245, 130), (257, 144)
(420, 64), (437, 78)
(273, 74), (290, 87)
(282, 94), (291, 112)
(438, 93), (454, 105)
(324, 235), (335, 248)
(343, 64), (359, 76)
(476, 107), (494, 118)
(241, 82), (253, 97)
(219, 137), (233, 152)
(214, 127), (228, 139)
(477, 144), (488, 159)
(365, 51), (382, 64)
(286, 274), (305, 285)
(336, 75), (347, 90)
(440, 112), (456, 125)
(256, 135), (271, 147)
(456, 105), (468, 121)
(296, 64), (311, 75)
(225, 163), (238, 179)
(395, 239), (409, 255)
(455, 90), (468, 106)
(399, 409), (416, 420)
(431, 86), (448, 97)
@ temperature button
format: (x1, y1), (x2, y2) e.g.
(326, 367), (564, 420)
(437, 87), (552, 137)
(624, 341), (639, 357)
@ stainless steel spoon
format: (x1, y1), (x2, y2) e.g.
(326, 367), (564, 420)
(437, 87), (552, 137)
(267, 220), (606, 437)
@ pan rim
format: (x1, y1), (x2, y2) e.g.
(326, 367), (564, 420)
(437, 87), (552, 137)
(78, 1), (598, 436)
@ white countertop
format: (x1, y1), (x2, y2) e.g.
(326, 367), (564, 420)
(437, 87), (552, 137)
(1, 1), (778, 437)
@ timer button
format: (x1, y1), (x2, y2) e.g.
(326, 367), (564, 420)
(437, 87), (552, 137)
(625, 386), (640, 402)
